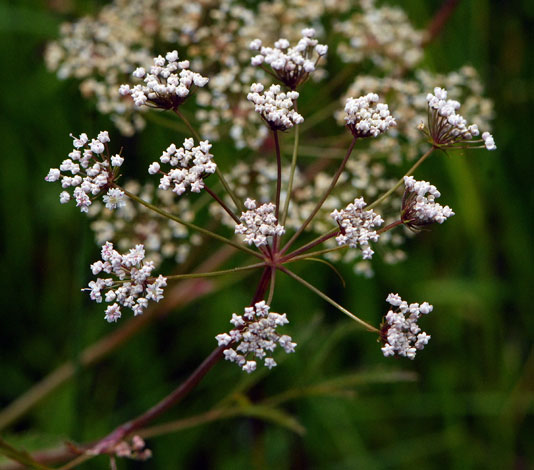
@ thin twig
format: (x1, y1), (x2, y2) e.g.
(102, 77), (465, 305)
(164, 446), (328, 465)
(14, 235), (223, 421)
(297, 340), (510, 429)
(280, 267), (379, 333)
(280, 136), (357, 255)
(121, 187), (261, 259)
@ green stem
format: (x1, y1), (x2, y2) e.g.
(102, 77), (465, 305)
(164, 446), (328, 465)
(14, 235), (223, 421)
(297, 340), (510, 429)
(281, 112), (300, 227)
(267, 268), (276, 305)
(281, 228), (339, 262)
(281, 136), (357, 255)
(280, 267), (379, 333)
(174, 108), (201, 141)
(174, 108), (242, 211)
(120, 188), (261, 259)
(273, 130), (282, 221)
(285, 245), (346, 264)
(367, 146), (435, 211)
(164, 263), (266, 281)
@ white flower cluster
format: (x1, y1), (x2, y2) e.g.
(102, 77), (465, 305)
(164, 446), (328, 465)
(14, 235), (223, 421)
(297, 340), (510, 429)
(86, 242), (167, 322)
(250, 28), (327, 89)
(381, 293), (433, 359)
(45, 131), (124, 213)
(344, 93), (396, 138)
(402, 176), (454, 229)
(331, 198), (384, 260)
(235, 198), (285, 247)
(215, 301), (296, 373)
(149, 138), (216, 196)
(425, 87), (496, 150)
(119, 50), (209, 110)
(247, 83), (303, 131)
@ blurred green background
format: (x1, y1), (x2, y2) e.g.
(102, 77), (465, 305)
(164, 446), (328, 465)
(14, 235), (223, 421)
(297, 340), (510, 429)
(1, 0), (533, 468)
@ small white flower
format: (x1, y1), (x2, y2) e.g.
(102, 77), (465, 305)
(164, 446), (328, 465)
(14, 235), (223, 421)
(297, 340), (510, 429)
(423, 87), (496, 150)
(46, 132), (120, 213)
(149, 138), (216, 197)
(344, 93), (396, 138)
(235, 198), (285, 247)
(331, 198), (383, 259)
(250, 28), (327, 89)
(85, 242), (167, 320)
(402, 176), (454, 228)
(247, 83), (303, 131)
(103, 188), (126, 210)
(217, 302), (295, 373)
(119, 50), (208, 110)
(380, 293), (433, 359)
(110, 154), (124, 167)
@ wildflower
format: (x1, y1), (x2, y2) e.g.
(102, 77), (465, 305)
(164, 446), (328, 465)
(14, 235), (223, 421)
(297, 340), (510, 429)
(380, 293), (433, 359)
(235, 198), (285, 247)
(247, 83), (303, 131)
(215, 301), (296, 373)
(344, 93), (396, 138)
(250, 28), (328, 89)
(401, 176), (454, 229)
(45, 132), (122, 213)
(119, 50), (209, 110)
(85, 242), (167, 321)
(103, 188), (126, 210)
(422, 87), (496, 150)
(331, 198), (384, 259)
(150, 138), (216, 197)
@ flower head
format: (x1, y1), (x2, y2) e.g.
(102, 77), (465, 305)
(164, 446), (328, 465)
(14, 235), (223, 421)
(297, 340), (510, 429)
(235, 198), (285, 247)
(119, 50), (209, 110)
(250, 28), (327, 89)
(401, 176), (454, 230)
(380, 293), (433, 359)
(150, 138), (216, 197)
(247, 83), (303, 131)
(344, 93), (396, 138)
(45, 131), (123, 213)
(85, 242), (167, 321)
(421, 87), (496, 150)
(331, 198), (384, 259)
(215, 301), (296, 373)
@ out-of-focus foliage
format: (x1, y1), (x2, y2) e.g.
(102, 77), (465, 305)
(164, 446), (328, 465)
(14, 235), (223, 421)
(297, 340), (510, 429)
(0, 0), (533, 468)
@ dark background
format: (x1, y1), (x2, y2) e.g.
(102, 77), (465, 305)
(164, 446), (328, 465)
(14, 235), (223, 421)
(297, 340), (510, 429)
(1, 0), (533, 468)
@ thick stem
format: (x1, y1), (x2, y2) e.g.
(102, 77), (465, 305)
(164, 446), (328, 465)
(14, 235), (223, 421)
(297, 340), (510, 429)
(367, 146), (435, 211)
(90, 345), (227, 454)
(280, 136), (357, 255)
(90, 266), (273, 455)
(280, 267), (379, 333)
(121, 187), (261, 259)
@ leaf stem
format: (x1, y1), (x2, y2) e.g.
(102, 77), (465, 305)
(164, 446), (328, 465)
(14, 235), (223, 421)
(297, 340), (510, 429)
(280, 267), (379, 333)
(174, 108), (242, 211)
(120, 187), (261, 259)
(165, 263), (266, 281)
(281, 106), (300, 226)
(367, 146), (435, 211)
(280, 136), (357, 255)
